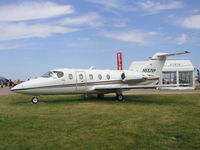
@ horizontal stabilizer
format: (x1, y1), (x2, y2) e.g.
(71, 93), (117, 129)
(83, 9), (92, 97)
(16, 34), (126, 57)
(155, 51), (190, 59)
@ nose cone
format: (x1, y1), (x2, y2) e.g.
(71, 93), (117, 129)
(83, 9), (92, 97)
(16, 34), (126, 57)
(11, 83), (24, 92)
(11, 82), (33, 94)
(11, 78), (44, 95)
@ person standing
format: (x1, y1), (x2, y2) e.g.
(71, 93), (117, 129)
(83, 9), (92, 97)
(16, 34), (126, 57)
(9, 80), (13, 89)
(0, 81), (3, 88)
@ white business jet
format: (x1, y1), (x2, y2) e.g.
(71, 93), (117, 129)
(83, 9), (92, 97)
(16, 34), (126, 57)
(11, 51), (189, 104)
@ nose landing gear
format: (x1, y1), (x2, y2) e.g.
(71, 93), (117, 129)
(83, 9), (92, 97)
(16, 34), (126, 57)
(32, 97), (39, 104)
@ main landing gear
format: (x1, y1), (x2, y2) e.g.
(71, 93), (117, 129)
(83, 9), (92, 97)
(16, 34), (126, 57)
(97, 93), (124, 101)
(97, 94), (104, 99)
(116, 94), (124, 101)
(32, 97), (39, 104)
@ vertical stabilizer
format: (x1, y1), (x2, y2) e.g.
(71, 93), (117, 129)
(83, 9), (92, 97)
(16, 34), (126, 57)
(141, 53), (167, 76)
(129, 51), (189, 77)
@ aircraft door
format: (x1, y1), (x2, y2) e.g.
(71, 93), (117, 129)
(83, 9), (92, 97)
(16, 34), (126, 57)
(75, 71), (87, 92)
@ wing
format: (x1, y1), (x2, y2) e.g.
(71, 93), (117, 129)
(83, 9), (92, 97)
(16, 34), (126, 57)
(93, 84), (178, 93)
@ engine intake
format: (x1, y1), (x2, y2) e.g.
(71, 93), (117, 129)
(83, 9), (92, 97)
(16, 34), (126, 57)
(121, 72), (147, 83)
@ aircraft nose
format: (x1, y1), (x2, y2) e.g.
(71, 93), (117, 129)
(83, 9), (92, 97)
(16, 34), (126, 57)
(11, 84), (24, 91)
(11, 86), (15, 91)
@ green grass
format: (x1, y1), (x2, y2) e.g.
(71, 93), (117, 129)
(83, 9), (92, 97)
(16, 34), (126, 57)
(0, 94), (200, 150)
(196, 85), (200, 90)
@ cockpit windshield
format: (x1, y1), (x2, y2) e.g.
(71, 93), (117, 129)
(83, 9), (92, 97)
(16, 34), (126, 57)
(41, 71), (64, 78)
(41, 71), (52, 78)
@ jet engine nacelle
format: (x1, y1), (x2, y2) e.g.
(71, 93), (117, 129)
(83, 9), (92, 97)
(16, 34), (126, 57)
(121, 72), (147, 83)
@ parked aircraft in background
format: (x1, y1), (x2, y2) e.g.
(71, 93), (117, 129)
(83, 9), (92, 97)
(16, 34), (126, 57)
(0, 77), (9, 86)
(11, 51), (189, 104)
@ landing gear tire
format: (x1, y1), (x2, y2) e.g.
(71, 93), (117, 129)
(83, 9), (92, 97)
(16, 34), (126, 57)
(32, 97), (39, 104)
(97, 94), (104, 99)
(116, 94), (124, 101)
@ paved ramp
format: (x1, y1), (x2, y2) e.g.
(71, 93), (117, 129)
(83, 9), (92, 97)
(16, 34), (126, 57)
(0, 87), (14, 95)
(123, 89), (200, 95)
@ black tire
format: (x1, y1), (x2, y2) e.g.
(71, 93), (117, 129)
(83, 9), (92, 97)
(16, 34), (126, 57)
(32, 97), (39, 104)
(97, 94), (104, 99)
(116, 94), (124, 101)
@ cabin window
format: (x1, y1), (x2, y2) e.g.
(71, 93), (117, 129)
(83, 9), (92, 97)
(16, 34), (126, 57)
(98, 74), (102, 80)
(106, 74), (110, 80)
(68, 74), (73, 80)
(79, 74), (84, 80)
(89, 74), (93, 80)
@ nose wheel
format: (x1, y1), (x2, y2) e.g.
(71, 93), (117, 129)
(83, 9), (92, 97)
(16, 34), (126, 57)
(32, 97), (39, 104)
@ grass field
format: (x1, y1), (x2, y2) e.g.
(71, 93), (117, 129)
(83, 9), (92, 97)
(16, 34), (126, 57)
(196, 85), (200, 90)
(0, 94), (199, 150)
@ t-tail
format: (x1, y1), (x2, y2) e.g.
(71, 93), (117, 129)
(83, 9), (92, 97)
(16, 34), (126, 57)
(130, 51), (190, 76)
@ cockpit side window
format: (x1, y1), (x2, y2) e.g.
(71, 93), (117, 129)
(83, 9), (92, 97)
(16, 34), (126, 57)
(53, 71), (64, 78)
(41, 71), (64, 78)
